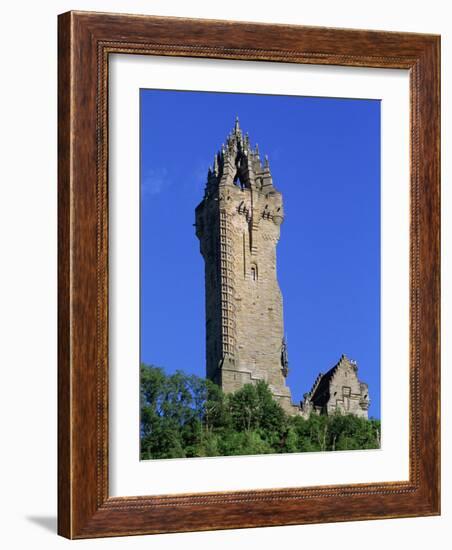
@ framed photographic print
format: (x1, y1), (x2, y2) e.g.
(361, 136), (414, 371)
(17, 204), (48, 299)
(58, 11), (440, 538)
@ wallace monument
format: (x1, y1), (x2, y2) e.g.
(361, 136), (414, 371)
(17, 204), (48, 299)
(195, 118), (370, 419)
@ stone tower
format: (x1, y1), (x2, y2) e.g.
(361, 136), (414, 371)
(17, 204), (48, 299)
(195, 117), (296, 414)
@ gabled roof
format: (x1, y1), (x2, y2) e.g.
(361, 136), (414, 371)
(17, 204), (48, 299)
(307, 354), (354, 408)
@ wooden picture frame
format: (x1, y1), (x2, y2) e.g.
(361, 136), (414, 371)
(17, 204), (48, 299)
(58, 10), (440, 539)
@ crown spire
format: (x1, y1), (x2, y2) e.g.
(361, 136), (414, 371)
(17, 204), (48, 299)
(234, 115), (240, 134)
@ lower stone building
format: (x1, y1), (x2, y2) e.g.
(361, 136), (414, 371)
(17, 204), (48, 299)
(300, 355), (370, 419)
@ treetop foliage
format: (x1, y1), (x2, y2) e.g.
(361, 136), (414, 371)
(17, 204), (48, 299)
(140, 364), (380, 460)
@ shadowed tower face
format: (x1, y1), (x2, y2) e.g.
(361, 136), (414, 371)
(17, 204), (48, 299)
(195, 118), (295, 413)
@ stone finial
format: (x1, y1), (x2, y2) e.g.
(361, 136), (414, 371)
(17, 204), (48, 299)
(234, 115), (240, 134)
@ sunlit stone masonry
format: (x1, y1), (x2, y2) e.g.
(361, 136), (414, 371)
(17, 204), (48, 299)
(195, 118), (370, 419)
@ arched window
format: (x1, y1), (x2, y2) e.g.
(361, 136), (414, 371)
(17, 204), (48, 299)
(250, 264), (258, 282)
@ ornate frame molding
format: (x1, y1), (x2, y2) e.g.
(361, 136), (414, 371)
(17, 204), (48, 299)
(58, 11), (440, 538)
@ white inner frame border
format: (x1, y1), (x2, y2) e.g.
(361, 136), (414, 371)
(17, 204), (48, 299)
(109, 54), (410, 497)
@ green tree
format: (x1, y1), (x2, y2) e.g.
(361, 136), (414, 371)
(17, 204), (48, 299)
(140, 364), (206, 459)
(140, 363), (381, 459)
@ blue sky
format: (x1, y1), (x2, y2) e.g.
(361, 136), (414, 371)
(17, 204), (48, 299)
(140, 89), (381, 419)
